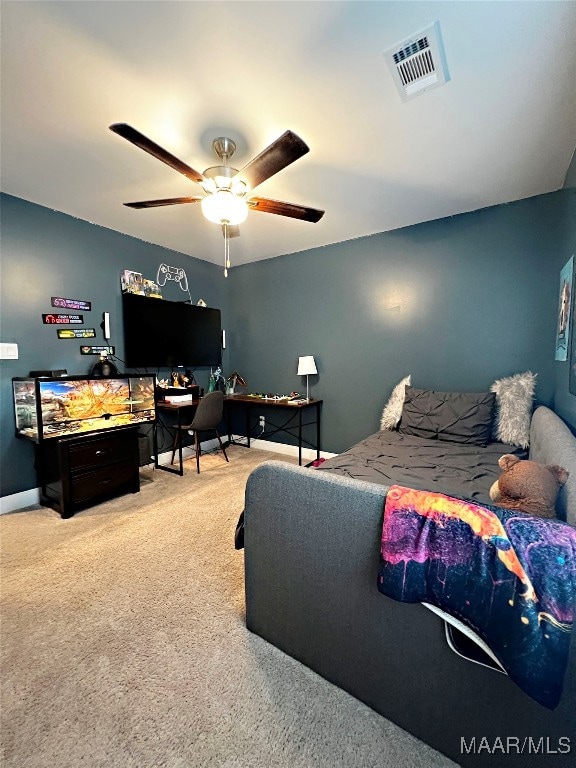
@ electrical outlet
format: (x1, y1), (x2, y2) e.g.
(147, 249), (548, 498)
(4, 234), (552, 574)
(259, 415), (265, 429)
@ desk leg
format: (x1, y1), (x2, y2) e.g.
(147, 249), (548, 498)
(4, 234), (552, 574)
(246, 406), (251, 448)
(153, 421), (159, 470)
(154, 408), (186, 476)
(298, 409), (303, 465)
(316, 402), (321, 460)
(177, 408), (184, 476)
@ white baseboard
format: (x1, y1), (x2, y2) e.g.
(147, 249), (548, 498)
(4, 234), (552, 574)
(158, 436), (335, 465)
(0, 487), (41, 515)
(0, 438), (336, 513)
(230, 434), (336, 463)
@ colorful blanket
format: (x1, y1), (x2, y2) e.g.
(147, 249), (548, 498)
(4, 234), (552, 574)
(377, 485), (576, 709)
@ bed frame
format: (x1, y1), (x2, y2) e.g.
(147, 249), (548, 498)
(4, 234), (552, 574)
(243, 406), (576, 767)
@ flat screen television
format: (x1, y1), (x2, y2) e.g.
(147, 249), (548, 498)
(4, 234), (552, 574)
(122, 293), (222, 368)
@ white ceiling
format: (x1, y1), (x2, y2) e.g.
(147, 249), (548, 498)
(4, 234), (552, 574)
(2, 1), (575, 270)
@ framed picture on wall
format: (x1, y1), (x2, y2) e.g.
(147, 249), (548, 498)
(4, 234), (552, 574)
(569, 257), (576, 395)
(555, 255), (573, 361)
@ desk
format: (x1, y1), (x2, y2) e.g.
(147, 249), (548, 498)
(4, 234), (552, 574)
(154, 400), (199, 476)
(224, 395), (322, 466)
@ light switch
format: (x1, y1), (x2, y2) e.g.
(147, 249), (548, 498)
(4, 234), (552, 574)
(0, 343), (19, 359)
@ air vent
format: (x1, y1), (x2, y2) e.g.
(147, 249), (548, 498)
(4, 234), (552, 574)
(384, 21), (450, 102)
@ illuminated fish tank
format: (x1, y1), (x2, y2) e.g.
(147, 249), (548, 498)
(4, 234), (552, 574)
(12, 375), (156, 440)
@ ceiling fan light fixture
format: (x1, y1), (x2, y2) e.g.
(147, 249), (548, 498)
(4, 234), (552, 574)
(201, 190), (248, 225)
(111, 125), (325, 269)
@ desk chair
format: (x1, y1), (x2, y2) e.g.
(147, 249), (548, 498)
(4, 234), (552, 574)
(170, 391), (229, 473)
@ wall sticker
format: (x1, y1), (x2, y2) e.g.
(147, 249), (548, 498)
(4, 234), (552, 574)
(80, 345), (115, 355)
(51, 297), (92, 311)
(42, 314), (83, 324)
(57, 328), (96, 339)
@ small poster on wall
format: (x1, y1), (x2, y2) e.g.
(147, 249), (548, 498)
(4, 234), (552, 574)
(42, 314), (83, 324)
(570, 336), (576, 397)
(51, 297), (91, 311)
(555, 255), (573, 362)
(80, 345), (115, 355)
(57, 328), (96, 339)
(568, 257), (576, 395)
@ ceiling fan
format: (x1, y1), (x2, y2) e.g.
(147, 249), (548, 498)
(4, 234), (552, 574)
(109, 123), (325, 276)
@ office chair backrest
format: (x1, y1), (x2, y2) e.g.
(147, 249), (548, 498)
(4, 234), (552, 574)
(189, 391), (224, 431)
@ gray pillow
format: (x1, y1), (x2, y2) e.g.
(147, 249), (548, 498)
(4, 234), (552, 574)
(398, 387), (496, 446)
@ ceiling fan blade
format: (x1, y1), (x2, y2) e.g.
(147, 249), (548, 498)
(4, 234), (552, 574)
(110, 123), (205, 184)
(124, 196), (203, 209)
(236, 131), (310, 190)
(222, 224), (241, 238)
(248, 197), (325, 223)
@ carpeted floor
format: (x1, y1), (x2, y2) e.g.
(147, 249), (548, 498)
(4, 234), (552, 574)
(1, 446), (458, 767)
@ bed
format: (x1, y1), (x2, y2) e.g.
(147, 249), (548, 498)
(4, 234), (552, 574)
(241, 386), (576, 767)
(315, 428), (523, 502)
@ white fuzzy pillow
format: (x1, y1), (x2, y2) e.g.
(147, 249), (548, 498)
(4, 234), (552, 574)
(490, 371), (537, 448)
(380, 375), (411, 430)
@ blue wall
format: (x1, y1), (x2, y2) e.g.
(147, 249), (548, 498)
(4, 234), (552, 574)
(1, 187), (575, 498)
(0, 193), (227, 496)
(229, 190), (574, 453)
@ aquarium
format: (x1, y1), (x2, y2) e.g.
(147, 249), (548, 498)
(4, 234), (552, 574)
(12, 375), (156, 440)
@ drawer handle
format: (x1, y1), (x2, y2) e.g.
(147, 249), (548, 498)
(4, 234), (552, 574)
(99, 479), (111, 486)
(95, 449), (109, 456)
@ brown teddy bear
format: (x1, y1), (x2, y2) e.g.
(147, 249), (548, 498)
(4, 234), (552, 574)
(489, 454), (569, 519)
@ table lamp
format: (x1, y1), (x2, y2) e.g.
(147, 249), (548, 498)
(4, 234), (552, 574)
(297, 355), (317, 401)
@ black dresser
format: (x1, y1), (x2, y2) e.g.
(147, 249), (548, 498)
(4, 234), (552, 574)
(37, 426), (140, 518)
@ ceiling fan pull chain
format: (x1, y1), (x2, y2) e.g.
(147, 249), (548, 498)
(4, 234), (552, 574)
(224, 223), (229, 277)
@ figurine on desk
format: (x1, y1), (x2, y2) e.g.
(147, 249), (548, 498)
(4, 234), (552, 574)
(208, 366), (226, 393)
(225, 371), (248, 395)
(170, 371), (196, 388)
(156, 371), (199, 402)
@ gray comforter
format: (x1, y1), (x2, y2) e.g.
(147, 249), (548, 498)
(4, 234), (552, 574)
(316, 430), (524, 504)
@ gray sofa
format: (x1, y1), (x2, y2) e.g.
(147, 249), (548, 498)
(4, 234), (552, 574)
(243, 406), (576, 767)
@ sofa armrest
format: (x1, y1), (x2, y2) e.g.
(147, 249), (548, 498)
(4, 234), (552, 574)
(530, 406), (576, 525)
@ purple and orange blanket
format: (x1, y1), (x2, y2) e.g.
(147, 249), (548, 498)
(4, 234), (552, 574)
(378, 485), (576, 709)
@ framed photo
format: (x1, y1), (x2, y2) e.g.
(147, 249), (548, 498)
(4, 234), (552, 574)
(120, 269), (144, 295)
(569, 258), (576, 395)
(555, 255), (573, 361)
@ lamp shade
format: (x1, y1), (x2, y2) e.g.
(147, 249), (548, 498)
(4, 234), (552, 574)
(201, 190), (248, 225)
(297, 356), (317, 375)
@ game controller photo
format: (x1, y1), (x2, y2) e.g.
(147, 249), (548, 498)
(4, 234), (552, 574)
(156, 263), (188, 292)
